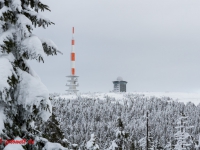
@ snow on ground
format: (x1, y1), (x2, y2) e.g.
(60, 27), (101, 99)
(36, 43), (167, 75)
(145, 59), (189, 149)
(56, 92), (200, 105)
(3, 137), (25, 150)
(59, 94), (78, 100)
(134, 92), (200, 105)
(42, 142), (68, 150)
(58, 92), (125, 100)
(56, 92), (127, 105)
(4, 144), (24, 150)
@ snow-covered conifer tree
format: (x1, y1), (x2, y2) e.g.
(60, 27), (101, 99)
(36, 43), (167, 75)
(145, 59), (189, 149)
(41, 111), (70, 148)
(174, 113), (193, 150)
(148, 132), (154, 150)
(164, 141), (172, 150)
(107, 118), (128, 150)
(139, 111), (154, 150)
(71, 143), (79, 150)
(155, 139), (163, 150)
(0, 0), (61, 149)
(128, 138), (136, 150)
(107, 140), (118, 150)
(86, 134), (99, 150)
(194, 135), (200, 150)
(138, 136), (146, 150)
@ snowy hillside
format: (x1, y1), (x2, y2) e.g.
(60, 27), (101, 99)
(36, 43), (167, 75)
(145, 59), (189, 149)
(56, 92), (200, 105)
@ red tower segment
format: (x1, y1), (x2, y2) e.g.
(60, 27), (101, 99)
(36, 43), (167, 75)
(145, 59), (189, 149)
(71, 27), (75, 75)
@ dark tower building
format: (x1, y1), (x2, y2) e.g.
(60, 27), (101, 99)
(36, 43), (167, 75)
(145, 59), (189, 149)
(113, 77), (127, 92)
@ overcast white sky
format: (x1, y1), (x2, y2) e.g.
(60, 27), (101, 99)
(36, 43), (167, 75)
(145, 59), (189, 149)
(29, 0), (200, 93)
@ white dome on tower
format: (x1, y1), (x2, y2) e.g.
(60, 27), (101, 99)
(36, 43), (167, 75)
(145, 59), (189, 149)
(117, 76), (123, 81)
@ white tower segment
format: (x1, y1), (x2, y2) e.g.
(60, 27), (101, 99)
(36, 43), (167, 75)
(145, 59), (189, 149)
(66, 27), (79, 94)
(71, 27), (75, 75)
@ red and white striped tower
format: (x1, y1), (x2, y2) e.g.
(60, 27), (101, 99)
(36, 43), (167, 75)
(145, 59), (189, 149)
(71, 27), (75, 75)
(66, 27), (79, 94)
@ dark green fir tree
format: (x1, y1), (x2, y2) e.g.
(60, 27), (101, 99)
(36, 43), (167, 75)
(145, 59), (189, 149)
(41, 111), (70, 148)
(0, 0), (64, 149)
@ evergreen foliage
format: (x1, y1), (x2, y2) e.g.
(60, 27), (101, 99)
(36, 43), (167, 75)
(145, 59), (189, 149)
(85, 134), (99, 150)
(0, 0), (62, 149)
(40, 110), (70, 148)
(174, 113), (193, 150)
(107, 117), (128, 150)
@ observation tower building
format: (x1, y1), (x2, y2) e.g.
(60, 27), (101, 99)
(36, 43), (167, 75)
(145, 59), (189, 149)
(113, 77), (127, 92)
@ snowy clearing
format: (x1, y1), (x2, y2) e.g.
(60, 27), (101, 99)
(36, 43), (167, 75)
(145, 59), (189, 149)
(55, 92), (200, 105)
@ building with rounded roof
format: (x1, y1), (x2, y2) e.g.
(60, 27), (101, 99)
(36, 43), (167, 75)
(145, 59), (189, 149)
(113, 77), (127, 92)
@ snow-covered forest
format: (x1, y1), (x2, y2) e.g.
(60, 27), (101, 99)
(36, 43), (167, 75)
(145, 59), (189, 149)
(51, 93), (200, 149)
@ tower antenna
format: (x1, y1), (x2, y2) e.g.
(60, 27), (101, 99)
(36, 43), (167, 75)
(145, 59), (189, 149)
(66, 27), (79, 94)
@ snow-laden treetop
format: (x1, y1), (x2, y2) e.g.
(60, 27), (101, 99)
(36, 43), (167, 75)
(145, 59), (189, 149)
(0, 0), (60, 138)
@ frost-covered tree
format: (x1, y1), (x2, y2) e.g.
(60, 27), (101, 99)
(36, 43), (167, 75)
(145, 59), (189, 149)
(138, 137), (146, 150)
(138, 124), (151, 150)
(164, 141), (172, 150)
(174, 113), (193, 150)
(128, 138), (137, 150)
(40, 110), (70, 148)
(148, 132), (154, 150)
(138, 111), (154, 150)
(0, 0), (61, 149)
(154, 139), (163, 150)
(86, 134), (99, 150)
(194, 135), (200, 150)
(51, 94), (200, 149)
(107, 118), (128, 150)
(107, 140), (118, 150)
